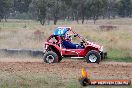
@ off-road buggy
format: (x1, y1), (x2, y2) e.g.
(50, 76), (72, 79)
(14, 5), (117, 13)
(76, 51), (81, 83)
(43, 27), (107, 64)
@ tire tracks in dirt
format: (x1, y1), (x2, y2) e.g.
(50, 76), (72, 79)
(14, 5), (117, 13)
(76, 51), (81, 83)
(0, 58), (132, 81)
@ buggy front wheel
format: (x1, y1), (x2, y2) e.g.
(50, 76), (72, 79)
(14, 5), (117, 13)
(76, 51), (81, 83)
(86, 50), (101, 63)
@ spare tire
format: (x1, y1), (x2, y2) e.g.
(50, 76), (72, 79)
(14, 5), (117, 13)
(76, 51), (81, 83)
(86, 50), (101, 64)
(43, 51), (58, 63)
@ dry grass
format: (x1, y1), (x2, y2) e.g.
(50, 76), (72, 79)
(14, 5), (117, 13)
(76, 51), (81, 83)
(0, 19), (132, 88)
(0, 18), (132, 60)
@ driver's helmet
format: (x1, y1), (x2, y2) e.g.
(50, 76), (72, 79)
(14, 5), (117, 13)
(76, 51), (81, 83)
(54, 27), (72, 41)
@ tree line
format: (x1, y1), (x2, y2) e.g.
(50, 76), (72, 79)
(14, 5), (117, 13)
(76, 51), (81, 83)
(0, 0), (132, 25)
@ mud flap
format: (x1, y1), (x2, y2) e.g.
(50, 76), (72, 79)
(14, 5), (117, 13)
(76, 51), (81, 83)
(100, 51), (107, 60)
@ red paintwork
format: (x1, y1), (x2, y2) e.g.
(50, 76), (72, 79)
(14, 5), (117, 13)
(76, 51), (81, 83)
(43, 27), (102, 58)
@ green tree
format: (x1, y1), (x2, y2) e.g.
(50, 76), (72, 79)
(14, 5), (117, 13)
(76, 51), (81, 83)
(33, 0), (64, 25)
(89, 0), (107, 24)
(47, 0), (64, 25)
(105, 0), (118, 19)
(36, 0), (47, 25)
(0, 0), (11, 22)
(28, 0), (38, 20)
(117, 0), (132, 17)
(80, 0), (88, 24)
(14, 0), (32, 13)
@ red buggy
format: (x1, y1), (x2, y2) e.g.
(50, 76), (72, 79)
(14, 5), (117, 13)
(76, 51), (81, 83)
(43, 27), (107, 63)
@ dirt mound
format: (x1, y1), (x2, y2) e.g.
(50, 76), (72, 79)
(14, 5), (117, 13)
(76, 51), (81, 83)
(0, 58), (132, 81)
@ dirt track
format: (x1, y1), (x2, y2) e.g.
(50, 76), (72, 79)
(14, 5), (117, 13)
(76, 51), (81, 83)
(0, 58), (132, 81)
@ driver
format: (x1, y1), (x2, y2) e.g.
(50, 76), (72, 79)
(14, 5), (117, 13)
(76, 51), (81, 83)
(62, 33), (84, 49)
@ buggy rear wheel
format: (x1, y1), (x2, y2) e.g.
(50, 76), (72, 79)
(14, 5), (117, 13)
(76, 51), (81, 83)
(86, 50), (101, 63)
(43, 51), (58, 63)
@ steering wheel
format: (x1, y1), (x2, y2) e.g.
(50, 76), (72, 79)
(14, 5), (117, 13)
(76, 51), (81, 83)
(78, 41), (85, 48)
